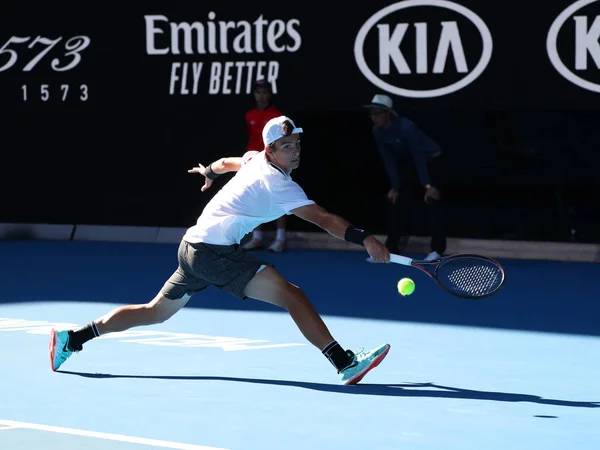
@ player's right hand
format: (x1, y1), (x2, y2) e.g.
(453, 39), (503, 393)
(364, 235), (390, 263)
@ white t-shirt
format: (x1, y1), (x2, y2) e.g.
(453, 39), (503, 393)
(183, 151), (315, 245)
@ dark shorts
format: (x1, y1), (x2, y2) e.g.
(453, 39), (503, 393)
(161, 240), (271, 300)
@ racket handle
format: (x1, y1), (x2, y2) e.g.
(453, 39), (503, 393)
(389, 254), (413, 266)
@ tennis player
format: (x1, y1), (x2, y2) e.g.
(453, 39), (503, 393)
(49, 116), (391, 385)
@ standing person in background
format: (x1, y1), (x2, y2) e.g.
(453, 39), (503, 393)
(364, 94), (447, 262)
(242, 79), (288, 252)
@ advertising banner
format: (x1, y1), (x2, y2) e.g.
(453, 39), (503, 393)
(2, 0), (600, 114)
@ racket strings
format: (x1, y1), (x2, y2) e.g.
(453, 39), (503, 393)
(438, 260), (503, 297)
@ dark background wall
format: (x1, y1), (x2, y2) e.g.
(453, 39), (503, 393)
(2, 0), (599, 242)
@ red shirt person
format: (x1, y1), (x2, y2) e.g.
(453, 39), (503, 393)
(245, 80), (283, 151)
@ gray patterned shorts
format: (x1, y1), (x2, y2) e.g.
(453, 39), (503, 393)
(161, 240), (270, 300)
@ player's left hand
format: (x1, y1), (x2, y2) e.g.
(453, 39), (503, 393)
(188, 163), (213, 192)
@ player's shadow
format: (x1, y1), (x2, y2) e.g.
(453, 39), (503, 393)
(60, 371), (598, 409)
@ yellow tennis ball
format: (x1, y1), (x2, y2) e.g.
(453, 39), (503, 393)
(397, 278), (415, 296)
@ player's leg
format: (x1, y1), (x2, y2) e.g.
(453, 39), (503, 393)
(244, 265), (333, 349)
(243, 266), (391, 385)
(49, 292), (191, 372)
(93, 292), (190, 335)
(48, 240), (205, 371)
(192, 243), (357, 373)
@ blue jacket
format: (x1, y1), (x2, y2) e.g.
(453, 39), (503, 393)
(372, 115), (441, 189)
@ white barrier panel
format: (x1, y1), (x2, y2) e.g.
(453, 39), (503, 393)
(0, 223), (598, 262)
(73, 225), (159, 243)
(155, 227), (186, 244)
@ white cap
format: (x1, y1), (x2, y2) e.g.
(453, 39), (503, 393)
(262, 116), (303, 147)
(363, 94), (397, 114)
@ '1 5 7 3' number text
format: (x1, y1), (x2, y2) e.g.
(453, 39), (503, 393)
(21, 84), (89, 101)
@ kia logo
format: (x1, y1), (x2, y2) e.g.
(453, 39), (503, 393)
(354, 0), (493, 98)
(547, 0), (600, 93)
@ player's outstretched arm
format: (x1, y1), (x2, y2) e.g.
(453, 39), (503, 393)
(209, 157), (244, 174)
(292, 203), (390, 263)
(187, 157), (243, 192)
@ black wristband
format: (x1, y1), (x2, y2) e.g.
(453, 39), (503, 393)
(344, 227), (372, 246)
(205, 163), (220, 180)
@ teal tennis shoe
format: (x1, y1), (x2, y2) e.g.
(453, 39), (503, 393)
(49, 328), (79, 371)
(339, 343), (391, 385)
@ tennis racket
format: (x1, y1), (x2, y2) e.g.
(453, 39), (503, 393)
(389, 253), (505, 299)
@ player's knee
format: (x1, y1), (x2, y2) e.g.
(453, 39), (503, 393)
(142, 303), (168, 324)
(281, 283), (309, 310)
(146, 293), (185, 324)
(153, 308), (173, 324)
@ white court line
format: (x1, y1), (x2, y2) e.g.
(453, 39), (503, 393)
(0, 420), (229, 450)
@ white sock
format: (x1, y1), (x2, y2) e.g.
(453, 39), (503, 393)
(253, 230), (263, 240)
(276, 228), (285, 241)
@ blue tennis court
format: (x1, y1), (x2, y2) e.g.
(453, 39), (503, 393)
(1, 240), (599, 449)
